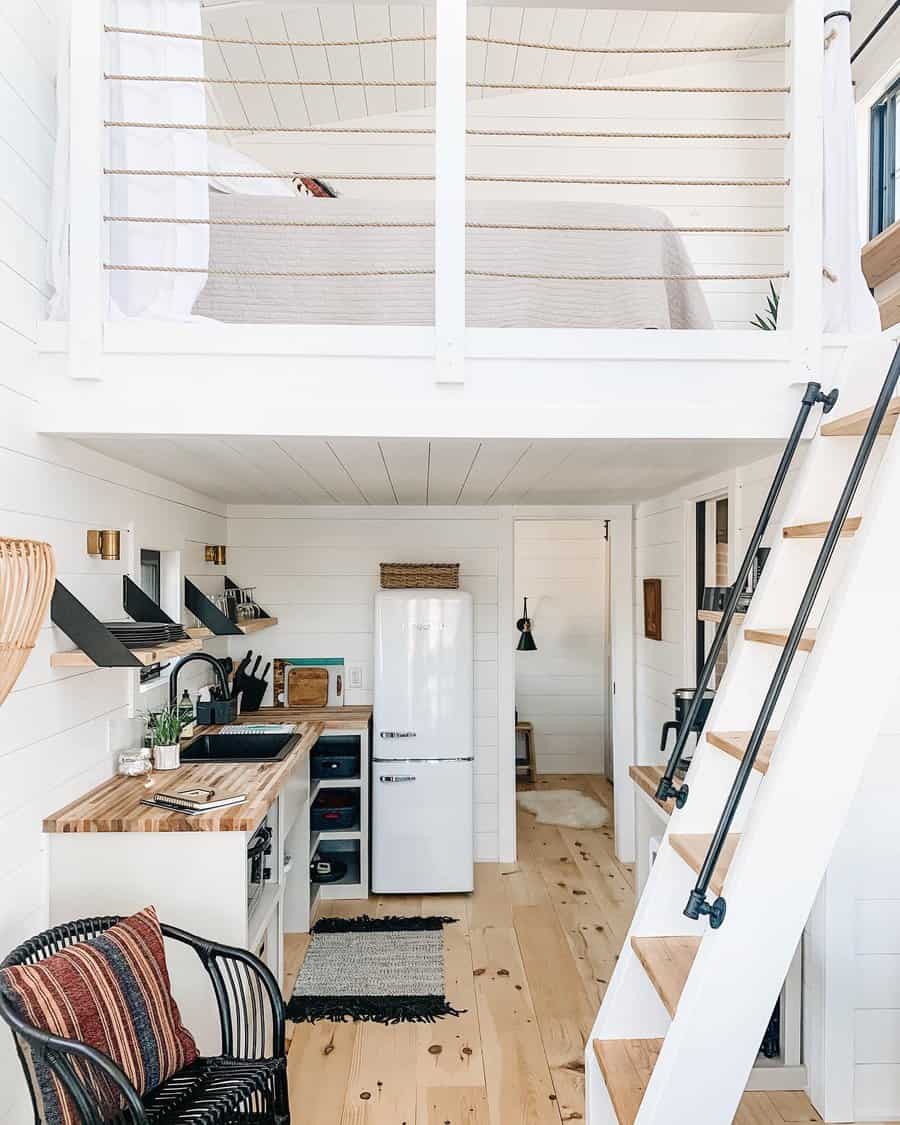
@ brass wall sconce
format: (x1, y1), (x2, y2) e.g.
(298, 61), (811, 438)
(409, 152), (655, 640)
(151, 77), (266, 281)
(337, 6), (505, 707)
(86, 530), (121, 561)
(205, 545), (227, 565)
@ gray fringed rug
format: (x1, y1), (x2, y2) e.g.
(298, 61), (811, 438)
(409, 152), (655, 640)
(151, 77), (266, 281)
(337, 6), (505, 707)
(286, 915), (464, 1024)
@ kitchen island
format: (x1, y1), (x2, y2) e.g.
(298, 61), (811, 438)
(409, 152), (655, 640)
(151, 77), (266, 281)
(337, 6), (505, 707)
(42, 706), (371, 1053)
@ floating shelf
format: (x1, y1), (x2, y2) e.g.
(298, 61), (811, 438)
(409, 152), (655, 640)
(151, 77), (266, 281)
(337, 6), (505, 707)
(184, 577), (278, 638)
(51, 637), (202, 669)
(50, 579), (201, 669)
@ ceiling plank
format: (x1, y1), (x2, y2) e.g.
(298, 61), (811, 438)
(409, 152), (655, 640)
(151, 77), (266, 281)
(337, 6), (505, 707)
(327, 438), (397, 504)
(426, 439), (481, 505)
(379, 438), (429, 504)
(275, 437), (368, 503)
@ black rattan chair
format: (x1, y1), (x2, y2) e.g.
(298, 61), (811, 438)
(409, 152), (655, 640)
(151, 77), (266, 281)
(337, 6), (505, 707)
(0, 916), (290, 1125)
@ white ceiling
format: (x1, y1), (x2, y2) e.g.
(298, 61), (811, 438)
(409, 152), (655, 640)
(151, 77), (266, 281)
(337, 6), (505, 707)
(77, 436), (782, 505)
(198, 6), (785, 128)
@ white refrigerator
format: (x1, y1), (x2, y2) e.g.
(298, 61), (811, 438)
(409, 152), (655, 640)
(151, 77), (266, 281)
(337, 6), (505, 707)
(372, 589), (474, 894)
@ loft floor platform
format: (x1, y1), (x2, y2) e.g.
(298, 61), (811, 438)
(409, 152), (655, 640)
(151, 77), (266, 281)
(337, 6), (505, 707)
(821, 396), (900, 437)
(707, 730), (778, 773)
(669, 833), (740, 897)
(783, 517), (861, 539)
(50, 637), (202, 669)
(630, 936), (701, 1017)
(745, 627), (817, 652)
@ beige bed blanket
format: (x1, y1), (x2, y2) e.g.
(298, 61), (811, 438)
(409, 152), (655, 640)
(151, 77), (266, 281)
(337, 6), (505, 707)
(194, 194), (712, 329)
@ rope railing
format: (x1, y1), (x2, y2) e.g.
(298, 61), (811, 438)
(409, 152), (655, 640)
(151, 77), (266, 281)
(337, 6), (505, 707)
(103, 169), (790, 187)
(104, 74), (790, 94)
(103, 121), (791, 141)
(103, 263), (791, 282)
(103, 216), (791, 235)
(104, 25), (790, 53)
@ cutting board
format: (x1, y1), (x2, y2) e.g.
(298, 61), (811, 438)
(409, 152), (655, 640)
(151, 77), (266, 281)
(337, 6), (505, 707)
(286, 666), (329, 708)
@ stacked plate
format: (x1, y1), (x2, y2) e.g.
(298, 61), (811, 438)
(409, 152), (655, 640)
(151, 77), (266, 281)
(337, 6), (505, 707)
(103, 622), (189, 649)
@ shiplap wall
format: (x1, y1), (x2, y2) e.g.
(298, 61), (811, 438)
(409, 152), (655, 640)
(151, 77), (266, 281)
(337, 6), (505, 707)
(0, 387), (228, 1123)
(632, 449), (804, 765)
(514, 518), (610, 773)
(236, 55), (786, 329)
(225, 506), (507, 860)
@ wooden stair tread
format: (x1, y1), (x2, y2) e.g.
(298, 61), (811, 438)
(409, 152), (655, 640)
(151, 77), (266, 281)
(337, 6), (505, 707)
(783, 516), (861, 539)
(631, 936), (701, 1017)
(669, 833), (740, 897)
(593, 1037), (663, 1125)
(629, 765), (671, 812)
(745, 627), (816, 652)
(821, 396), (900, 437)
(697, 609), (746, 625)
(707, 730), (778, 773)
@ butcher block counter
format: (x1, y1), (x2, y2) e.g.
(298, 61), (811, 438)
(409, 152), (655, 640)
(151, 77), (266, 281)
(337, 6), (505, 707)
(42, 705), (372, 834)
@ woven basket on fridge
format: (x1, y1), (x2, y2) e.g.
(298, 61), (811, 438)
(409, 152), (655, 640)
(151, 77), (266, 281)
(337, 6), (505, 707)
(379, 563), (460, 590)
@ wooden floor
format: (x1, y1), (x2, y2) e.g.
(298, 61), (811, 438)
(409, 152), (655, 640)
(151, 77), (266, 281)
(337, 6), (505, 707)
(282, 774), (825, 1125)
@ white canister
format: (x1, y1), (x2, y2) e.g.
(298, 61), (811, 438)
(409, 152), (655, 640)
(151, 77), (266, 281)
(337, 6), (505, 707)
(153, 743), (180, 771)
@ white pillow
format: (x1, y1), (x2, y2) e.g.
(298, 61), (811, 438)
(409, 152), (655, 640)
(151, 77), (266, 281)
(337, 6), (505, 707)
(208, 141), (295, 197)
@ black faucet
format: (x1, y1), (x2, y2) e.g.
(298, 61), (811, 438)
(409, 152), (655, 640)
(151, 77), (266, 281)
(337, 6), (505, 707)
(169, 652), (230, 710)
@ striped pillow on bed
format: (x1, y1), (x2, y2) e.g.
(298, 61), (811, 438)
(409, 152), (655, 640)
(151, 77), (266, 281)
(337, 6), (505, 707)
(0, 906), (198, 1125)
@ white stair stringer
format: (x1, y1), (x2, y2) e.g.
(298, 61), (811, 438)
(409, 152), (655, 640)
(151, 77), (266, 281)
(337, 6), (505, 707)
(586, 338), (900, 1124)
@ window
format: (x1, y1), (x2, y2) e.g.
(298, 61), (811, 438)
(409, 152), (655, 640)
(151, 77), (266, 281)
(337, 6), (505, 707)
(870, 79), (900, 238)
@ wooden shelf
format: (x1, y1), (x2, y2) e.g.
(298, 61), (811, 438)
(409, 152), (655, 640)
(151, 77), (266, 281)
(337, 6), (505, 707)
(185, 626), (213, 640)
(237, 616), (278, 634)
(821, 396), (900, 438)
(669, 833), (740, 897)
(697, 609), (746, 625)
(745, 627), (816, 652)
(631, 936), (701, 1018)
(629, 765), (672, 814)
(51, 636), (202, 669)
(783, 516), (861, 539)
(707, 730), (778, 774)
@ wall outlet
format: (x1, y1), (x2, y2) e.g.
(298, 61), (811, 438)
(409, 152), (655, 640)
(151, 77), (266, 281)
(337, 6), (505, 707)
(349, 665), (363, 689)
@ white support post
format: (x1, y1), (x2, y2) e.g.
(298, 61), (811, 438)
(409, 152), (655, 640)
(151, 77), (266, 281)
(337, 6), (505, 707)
(784, 0), (824, 376)
(433, 0), (467, 385)
(68, 0), (105, 379)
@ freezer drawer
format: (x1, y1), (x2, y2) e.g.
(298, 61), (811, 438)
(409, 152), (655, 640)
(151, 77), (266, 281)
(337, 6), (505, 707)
(372, 760), (474, 894)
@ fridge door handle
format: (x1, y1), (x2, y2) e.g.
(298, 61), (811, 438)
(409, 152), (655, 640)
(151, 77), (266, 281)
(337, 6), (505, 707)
(379, 775), (416, 782)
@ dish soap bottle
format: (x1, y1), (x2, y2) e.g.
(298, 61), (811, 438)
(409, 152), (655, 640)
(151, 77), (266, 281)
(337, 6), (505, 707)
(179, 689), (196, 739)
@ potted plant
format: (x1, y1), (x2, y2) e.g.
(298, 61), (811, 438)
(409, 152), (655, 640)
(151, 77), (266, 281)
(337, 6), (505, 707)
(146, 705), (184, 771)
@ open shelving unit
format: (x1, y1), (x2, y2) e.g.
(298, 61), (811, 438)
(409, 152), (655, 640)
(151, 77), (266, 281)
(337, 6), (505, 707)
(184, 576), (278, 638)
(309, 730), (370, 906)
(50, 578), (202, 669)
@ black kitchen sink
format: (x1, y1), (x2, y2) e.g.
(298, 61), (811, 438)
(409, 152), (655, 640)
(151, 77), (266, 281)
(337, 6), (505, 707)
(180, 732), (297, 763)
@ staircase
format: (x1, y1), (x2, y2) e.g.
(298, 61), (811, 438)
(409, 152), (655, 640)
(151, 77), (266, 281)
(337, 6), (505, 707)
(587, 336), (900, 1124)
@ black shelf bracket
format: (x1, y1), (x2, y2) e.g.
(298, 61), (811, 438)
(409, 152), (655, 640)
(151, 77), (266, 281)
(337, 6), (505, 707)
(123, 575), (175, 624)
(50, 582), (142, 668)
(185, 578), (242, 636)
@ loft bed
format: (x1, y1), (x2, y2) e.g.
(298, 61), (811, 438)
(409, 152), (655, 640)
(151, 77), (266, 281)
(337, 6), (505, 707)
(50, 1), (805, 334)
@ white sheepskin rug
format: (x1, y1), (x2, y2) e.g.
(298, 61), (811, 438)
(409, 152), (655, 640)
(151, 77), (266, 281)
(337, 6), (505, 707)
(516, 789), (609, 830)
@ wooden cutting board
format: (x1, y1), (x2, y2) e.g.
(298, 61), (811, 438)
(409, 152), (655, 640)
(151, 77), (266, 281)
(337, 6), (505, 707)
(286, 666), (329, 708)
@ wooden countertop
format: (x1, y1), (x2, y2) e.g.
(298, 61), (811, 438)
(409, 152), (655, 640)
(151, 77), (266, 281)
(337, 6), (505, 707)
(42, 705), (371, 835)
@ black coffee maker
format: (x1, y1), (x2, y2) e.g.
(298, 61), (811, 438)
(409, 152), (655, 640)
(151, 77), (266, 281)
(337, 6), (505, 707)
(659, 687), (715, 774)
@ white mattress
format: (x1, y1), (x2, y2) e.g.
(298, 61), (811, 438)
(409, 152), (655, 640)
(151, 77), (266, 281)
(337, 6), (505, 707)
(193, 194), (712, 330)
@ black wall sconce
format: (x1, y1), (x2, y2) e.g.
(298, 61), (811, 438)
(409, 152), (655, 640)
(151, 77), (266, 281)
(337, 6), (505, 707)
(516, 596), (537, 651)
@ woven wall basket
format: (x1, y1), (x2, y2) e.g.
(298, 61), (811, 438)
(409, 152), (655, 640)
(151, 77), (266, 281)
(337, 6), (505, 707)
(0, 540), (56, 709)
(380, 563), (460, 590)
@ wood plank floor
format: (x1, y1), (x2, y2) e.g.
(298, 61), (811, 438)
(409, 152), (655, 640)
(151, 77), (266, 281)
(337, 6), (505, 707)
(283, 774), (834, 1125)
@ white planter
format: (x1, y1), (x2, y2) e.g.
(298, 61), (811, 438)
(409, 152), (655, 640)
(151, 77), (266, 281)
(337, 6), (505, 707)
(153, 743), (180, 771)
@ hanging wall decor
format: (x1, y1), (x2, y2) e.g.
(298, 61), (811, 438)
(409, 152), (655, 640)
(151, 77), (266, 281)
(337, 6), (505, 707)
(0, 539), (56, 708)
(643, 578), (663, 641)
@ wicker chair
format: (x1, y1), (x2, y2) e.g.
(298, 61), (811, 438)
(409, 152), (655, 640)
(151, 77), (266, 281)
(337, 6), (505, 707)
(0, 916), (290, 1125)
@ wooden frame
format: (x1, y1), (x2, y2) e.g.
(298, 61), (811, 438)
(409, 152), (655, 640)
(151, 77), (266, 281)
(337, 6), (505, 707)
(643, 578), (663, 641)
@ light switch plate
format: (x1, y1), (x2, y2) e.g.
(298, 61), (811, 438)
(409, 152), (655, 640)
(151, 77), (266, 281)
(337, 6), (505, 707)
(349, 665), (363, 689)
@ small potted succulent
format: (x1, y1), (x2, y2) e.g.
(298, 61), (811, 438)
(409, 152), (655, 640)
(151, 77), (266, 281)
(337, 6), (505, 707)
(146, 705), (184, 771)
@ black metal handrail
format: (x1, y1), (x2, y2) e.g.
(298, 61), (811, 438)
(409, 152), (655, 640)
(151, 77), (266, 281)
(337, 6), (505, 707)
(656, 381), (838, 809)
(685, 343), (900, 928)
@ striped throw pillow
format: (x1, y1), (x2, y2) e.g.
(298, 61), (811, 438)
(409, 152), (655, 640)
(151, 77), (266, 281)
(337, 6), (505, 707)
(0, 906), (198, 1125)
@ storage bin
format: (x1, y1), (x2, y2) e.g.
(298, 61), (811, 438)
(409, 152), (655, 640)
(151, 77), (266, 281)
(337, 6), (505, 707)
(310, 789), (359, 831)
(311, 735), (361, 780)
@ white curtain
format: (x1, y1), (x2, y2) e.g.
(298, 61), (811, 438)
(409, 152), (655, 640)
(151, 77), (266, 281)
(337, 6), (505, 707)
(49, 0), (209, 320)
(823, 12), (881, 334)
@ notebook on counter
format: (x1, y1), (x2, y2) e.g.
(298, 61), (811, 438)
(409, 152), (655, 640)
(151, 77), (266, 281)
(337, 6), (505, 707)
(141, 788), (247, 815)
